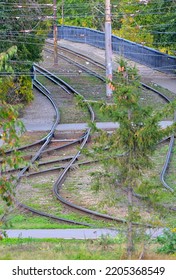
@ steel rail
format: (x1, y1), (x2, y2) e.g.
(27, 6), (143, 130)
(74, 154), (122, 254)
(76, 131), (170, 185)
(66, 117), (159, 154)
(34, 63), (134, 225)
(141, 83), (171, 103)
(0, 63), (91, 164)
(141, 84), (175, 193)
(2, 78), (60, 155)
(41, 65), (151, 226)
(44, 47), (105, 82)
(17, 202), (93, 227)
(16, 80), (59, 180)
(16, 63), (123, 227)
(2, 156), (75, 175)
(46, 41), (105, 70)
(12, 64), (153, 227)
(12, 46), (175, 228)
(45, 42), (175, 193)
(26, 43), (175, 227)
(13, 74), (95, 227)
(22, 159), (97, 178)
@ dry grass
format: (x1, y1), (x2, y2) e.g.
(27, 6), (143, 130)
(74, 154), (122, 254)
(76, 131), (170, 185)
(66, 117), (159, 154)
(0, 239), (175, 260)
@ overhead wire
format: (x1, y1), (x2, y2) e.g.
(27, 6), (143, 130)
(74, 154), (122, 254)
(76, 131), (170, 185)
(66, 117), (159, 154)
(0, 36), (175, 48)
(0, 1), (175, 61)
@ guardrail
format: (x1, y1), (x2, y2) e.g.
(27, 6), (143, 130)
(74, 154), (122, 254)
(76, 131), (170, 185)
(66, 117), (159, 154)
(49, 25), (176, 74)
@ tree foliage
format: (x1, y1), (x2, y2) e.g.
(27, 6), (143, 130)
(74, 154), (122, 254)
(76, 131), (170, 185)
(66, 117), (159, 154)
(110, 0), (176, 54)
(118, 0), (176, 54)
(0, 0), (53, 104)
(57, 0), (121, 30)
(86, 58), (176, 257)
(57, 0), (93, 27)
(91, 59), (176, 186)
(59, 0), (176, 54)
(145, 0), (176, 54)
(156, 229), (176, 254)
(0, 0), (52, 66)
(0, 46), (25, 235)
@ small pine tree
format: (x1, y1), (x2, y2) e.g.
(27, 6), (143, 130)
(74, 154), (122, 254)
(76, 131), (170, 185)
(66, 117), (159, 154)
(88, 58), (176, 258)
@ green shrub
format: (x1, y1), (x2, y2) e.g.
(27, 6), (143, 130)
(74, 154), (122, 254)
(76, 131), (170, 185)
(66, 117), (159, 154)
(156, 229), (176, 254)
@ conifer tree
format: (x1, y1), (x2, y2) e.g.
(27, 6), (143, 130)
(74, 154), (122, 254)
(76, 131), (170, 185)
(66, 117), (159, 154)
(88, 59), (176, 258)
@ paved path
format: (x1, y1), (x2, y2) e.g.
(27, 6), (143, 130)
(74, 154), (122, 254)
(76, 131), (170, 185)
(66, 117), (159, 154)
(5, 229), (118, 239)
(4, 228), (164, 239)
(0, 139), (3, 147)
(22, 120), (173, 132)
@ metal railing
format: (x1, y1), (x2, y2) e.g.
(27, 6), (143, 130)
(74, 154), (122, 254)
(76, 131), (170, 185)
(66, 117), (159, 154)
(49, 25), (176, 74)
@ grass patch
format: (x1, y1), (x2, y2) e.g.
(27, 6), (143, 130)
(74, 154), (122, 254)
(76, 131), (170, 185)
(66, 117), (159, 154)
(0, 237), (176, 260)
(3, 213), (86, 230)
(32, 182), (51, 189)
(0, 238), (124, 260)
(18, 131), (48, 147)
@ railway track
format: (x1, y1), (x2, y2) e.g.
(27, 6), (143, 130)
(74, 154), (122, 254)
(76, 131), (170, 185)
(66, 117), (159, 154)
(36, 46), (176, 224)
(44, 41), (176, 194)
(45, 41), (105, 81)
(14, 65), (107, 227)
(33, 65), (148, 226)
(10, 64), (132, 227)
(2, 41), (175, 230)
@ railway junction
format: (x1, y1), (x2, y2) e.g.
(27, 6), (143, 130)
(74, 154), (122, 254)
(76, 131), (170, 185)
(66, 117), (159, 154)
(2, 38), (176, 240)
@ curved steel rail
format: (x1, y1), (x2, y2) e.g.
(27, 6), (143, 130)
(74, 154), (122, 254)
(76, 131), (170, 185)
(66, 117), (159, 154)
(14, 45), (175, 227)
(44, 47), (105, 82)
(14, 69), (95, 227)
(3, 79), (60, 155)
(46, 41), (105, 69)
(141, 84), (175, 193)
(45, 43), (175, 193)
(34, 64), (135, 225)
(16, 79), (59, 179)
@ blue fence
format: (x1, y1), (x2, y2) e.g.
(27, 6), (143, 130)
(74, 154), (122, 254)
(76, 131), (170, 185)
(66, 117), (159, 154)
(49, 25), (176, 74)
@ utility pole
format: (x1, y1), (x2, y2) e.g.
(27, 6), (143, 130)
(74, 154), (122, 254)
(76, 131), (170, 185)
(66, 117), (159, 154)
(53, 0), (58, 65)
(105, 0), (112, 97)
